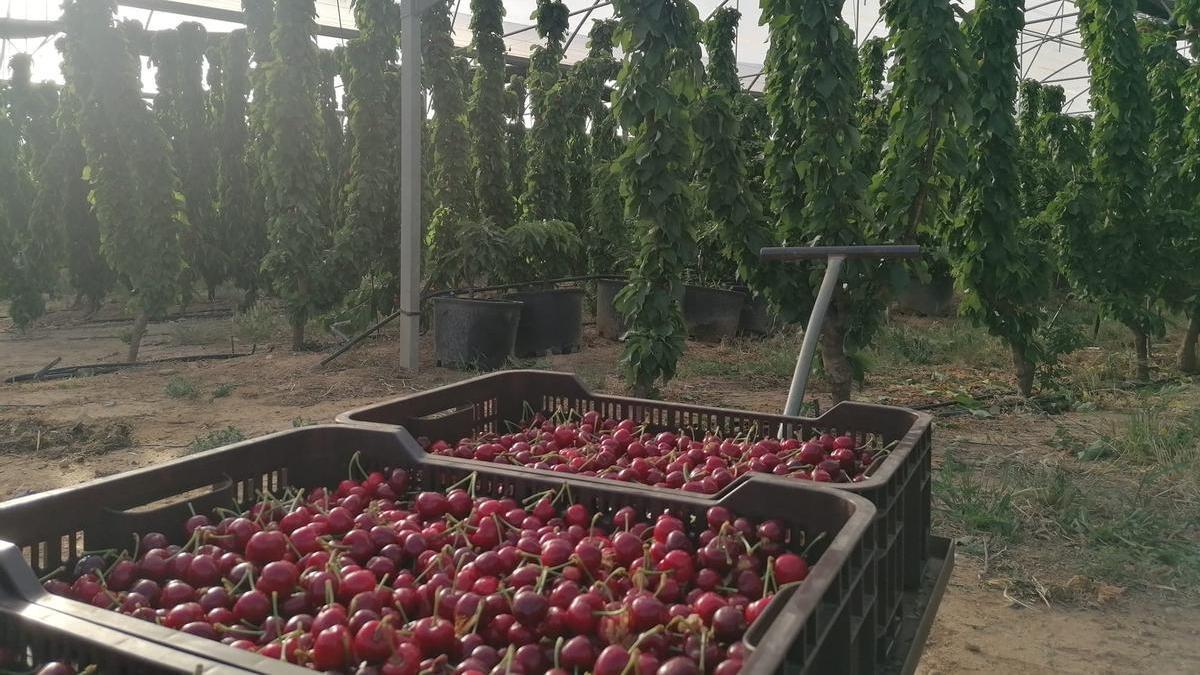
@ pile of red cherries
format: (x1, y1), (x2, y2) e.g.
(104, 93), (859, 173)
(46, 466), (813, 674)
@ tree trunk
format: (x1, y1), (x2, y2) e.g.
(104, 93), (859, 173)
(819, 308), (853, 403)
(83, 297), (101, 319)
(127, 311), (149, 362)
(239, 287), (258, 313)
(1133, 327), (1151, 382)
(291, 314), (306, 352)
(629, 383), (654, 399)
(1011, 341), (1035, 397)
(1179, 309), (1200, 374)
(207, 285), (217, 303)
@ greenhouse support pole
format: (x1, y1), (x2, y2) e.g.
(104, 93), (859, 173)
(759, 245), (922, 419)
(399, 0), (437, 370)
(782, 255), (844, 418)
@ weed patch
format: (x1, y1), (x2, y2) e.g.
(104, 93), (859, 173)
(188, 426), (245, 453)
(234, 303), (280, 344)
(165, 376), (200, 400)
(934, 454), (1021, 541)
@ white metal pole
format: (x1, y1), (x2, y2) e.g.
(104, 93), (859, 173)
(398, 0), (427, 371)
(782, 255), (845, 418)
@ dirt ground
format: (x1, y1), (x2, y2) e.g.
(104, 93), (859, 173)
(2, 299), (1198, 673)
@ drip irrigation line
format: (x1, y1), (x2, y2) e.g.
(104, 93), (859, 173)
(4, 350), (257, 384)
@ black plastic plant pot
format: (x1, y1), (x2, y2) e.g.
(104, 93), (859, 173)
(684, 285), (746, 342)
(731, 285), (774, 337)
(433, 296), (522, 370)
(504, 288), (585, 357)
(739, 294), (772, 336)
(596, 279), (686, 341)
(895, 270), (956, 317)
(595, 278), (626, 340)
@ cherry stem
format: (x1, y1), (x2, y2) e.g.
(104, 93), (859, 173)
(37, 565), (66, 583)
(348, 451), (369, 482)
(801, 531), (827, 559)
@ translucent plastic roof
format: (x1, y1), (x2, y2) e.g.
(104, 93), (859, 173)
(0, 0), (1185, 113)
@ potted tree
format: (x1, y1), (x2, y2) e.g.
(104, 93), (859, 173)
(502, 219), (587, 356)
(681, 203), (746, 343)
(428, 216), (524, 370)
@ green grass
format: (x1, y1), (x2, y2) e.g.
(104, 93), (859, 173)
(935, 442), (1200, 593)
(678, 334), (797, 383)
(212, 383), (236, 399)
(164, 376), (200, 400)
(291, 417), (317, 428)
(869, 320), (1008, 370)
(233, 302), (280, 344)
(1107, 409), (1200, 467)
(188, 426), (246, 453)
(933, 454), (1021, 541)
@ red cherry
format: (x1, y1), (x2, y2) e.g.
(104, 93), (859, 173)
(311, 624), (352, 670)
(774, 553), (809, 585)
(243, 530), (287, 565)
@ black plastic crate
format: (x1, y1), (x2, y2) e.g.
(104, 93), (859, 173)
(0, 425), (877, 674)
(0, 543), (248, 674)
(336, 370), (933, 655)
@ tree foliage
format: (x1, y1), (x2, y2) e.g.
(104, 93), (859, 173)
(871, 0), (970, 242)
(580, 21), (626, 276)
(1142, 22), (1189, 214)
(154, 22), (223, 299)
(426, 0), (472, 221)
(1053, 0), (1159, 378)
(36, 78), (113, 312)
(469, 0), (512, 227)
(260, 0), (335, 349)
(211, 29), (261, 304)
(61, 0), (185, 360)
(948, 0), (1046, 395)
(0, 84), (42, 328)
(735, 93), (769, 205)
(505, 75), (528, 206)
(206, 28), (262, 305)
(424, 0), (475, 291)
(763, 0), (872, 401)
(855, 37), (889, 180)
(337, 0), (399, 308)
(3, 53), (61, 327)
(611, 0), (702, 396)
(6, 54), (59, 172)
(1016, 80), (1051, 217)
(1167, 3), (1200, 371)
(520, 0), (573, 222)
(694, 8), (778, 305)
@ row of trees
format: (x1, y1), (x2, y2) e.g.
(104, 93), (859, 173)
(615, 0), (1200, 399)
(1, 0), (1197, 400)
(0, 0), (630, 359)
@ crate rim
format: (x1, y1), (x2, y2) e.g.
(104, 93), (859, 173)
(333, 368), (934, 499)
(0, 423), (878, 675)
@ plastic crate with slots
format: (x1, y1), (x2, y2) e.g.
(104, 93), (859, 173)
(336, 370), (934, 658)
(0, 424), (879, 674)
(0, 543), (249, 674)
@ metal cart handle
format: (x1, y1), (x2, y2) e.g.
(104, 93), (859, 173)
(760, 245), (922, 418)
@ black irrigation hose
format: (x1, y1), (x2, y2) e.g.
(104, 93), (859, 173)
(4, 350), (256, 384)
